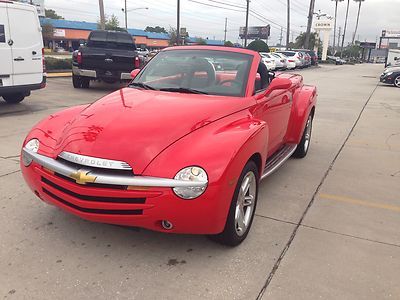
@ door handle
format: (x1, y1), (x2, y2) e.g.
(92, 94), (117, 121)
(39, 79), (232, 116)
(14, 57), (25, 61)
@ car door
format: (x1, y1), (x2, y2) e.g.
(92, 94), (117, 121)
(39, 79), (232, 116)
(0, 4), (13, 87)
(253, 67), (293, 156)
(7, 4), (43, 86)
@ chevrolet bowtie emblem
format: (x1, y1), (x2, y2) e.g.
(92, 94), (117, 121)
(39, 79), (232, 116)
(70, 169), (96, 185)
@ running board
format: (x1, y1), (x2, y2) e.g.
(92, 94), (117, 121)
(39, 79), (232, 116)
(261, 144), (297, 180)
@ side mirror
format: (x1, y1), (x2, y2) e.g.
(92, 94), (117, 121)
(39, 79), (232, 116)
(130, 69), (141, 79)
(268, 77), (291, 92)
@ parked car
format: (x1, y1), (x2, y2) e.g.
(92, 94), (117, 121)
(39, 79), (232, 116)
(327, 56), (346, 65)
(273, 52), (295, 70)
(302, 52), (312, 67)
(293, 49), (318, 66)
(277, 51), (303, 68)
(137, 48), (150, 57)
(380, 66), (400, 88)
(269, 52), (288, 70)
(259, 52), (276, 71)
(0, 1), (45, 104)
(386, 49), (400, 67)
(72, 30), (143, 88)
(21, 46), (317, 246)
(306, 50), (318, 66)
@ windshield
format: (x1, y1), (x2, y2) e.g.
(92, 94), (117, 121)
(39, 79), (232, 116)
(131, 49), (253, 97)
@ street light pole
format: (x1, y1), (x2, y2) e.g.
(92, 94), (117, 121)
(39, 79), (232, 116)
(177, 0), (181, 45)
(244, 0), (250, 47)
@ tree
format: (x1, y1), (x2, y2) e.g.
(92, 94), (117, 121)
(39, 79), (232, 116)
(352, 0), (365, 44)
(145, 26), (167, 34)
(45, 9), (64, 20)
(196, 38), (207, 45)
(247, 40), (269, 52)
(41, 23), (54, 40)
(224, 41), (234, 47)
(340, 0), (350, 56)
(293, 32), (320, 49)
(331, 0), (344, 52)
(168, 27), (178, 46)
(98, 15), (125, 31)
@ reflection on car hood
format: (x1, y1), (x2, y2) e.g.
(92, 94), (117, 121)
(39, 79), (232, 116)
(56, 87), (248, 174)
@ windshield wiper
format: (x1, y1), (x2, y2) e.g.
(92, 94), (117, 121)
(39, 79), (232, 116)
(129, 82), (156, 90)
(159, 87), (208, 94)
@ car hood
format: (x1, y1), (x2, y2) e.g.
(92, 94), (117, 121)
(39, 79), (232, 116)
(55, 87), (249, 174)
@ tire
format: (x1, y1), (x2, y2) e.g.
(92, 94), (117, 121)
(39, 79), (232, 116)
(293, 113), (313, 158)
(2, 93), (25, 104)
(72, 75), (82, 88)
(394, 75), (400, 88)
(209, 161), (259, 246)
(81, 78), (90, 89)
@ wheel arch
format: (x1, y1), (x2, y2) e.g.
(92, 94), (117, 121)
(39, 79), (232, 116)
(285, 85), (317, 144)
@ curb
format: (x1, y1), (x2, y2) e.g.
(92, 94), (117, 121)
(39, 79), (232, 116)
(47, 72), (72, 78)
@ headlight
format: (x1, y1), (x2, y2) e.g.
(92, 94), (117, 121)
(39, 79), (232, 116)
(22, 138), (39, 166)
(173, 166), (208, 199)
(386, 72), (393, 76)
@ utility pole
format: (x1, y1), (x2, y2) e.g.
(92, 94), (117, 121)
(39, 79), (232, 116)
(244, 0), (250, 47)
(304, 0), (316, 49)
(286, 0), (290, 48)
(177, 0), (181, 45)
(338, 26), (342, 53)
(224, 18), (228, 43)
(124, 0), (128, 30)
(98, 0), (106, 30)
(279, 27), (283, 46)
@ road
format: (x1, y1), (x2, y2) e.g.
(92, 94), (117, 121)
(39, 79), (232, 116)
(0, 64), (399, 299)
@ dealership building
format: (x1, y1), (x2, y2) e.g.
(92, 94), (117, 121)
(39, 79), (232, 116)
(39, 18), (170, 51)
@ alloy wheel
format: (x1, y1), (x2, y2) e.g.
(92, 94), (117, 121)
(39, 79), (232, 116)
(235, 171), (257, 236)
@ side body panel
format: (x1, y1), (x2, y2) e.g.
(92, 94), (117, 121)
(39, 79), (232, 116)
(8, 3), (43, 86)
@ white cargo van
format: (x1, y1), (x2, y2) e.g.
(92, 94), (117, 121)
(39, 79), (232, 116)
(0, 1), (45, 104)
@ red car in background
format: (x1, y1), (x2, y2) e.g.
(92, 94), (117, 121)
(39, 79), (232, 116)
(21, 46), (317, 246)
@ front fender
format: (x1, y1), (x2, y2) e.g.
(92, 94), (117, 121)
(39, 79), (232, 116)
(22, 105), (89, 158)
(142, 110), (269, 232)
(286, 85), (317, 144)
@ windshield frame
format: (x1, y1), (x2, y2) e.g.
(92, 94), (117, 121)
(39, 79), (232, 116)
(131, 49), (254, 98)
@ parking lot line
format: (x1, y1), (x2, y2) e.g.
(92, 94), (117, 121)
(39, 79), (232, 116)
(319, 193), (400, 213)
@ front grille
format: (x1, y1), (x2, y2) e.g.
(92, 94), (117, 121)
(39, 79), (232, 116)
(54, 173), (127, 190)
(42, 177), (145, 204)
(42, 188), (143, 215)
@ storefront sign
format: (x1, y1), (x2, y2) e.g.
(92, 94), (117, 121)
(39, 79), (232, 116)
(54, 29), (66, 38)
(382, 30), (400, 38)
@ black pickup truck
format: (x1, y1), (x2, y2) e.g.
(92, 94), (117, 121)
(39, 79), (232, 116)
(72, 30), (142, 88)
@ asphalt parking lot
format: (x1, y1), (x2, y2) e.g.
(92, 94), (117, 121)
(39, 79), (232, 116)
(0, 64), (399, 299)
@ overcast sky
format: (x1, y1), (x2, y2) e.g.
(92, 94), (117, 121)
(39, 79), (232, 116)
(44, 0), (399, 45)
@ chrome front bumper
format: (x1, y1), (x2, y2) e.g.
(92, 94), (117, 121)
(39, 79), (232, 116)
(22, 148), (208, 188)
